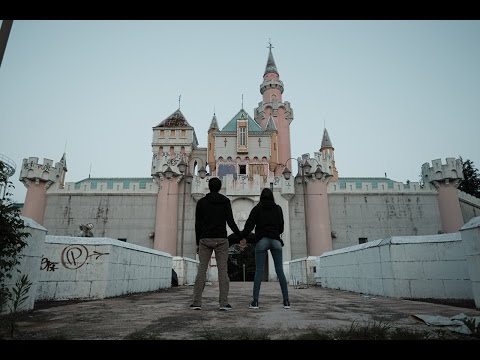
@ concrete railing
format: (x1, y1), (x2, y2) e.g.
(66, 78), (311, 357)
(173, 256), (199, 286)
(460, 217), (480, 308)
(1, 217), (46, 315)
(287, 257), (317, 286)
(36, 236), (172, 300)
(312, 232), (474, 302)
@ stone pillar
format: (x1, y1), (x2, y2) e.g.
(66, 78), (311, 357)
(435, 180), (464, 233)
(422, 158), (464, 233)
(154, 176), (179, 256)
(306, 177), (333, 256)
(21, 179), (49, 225)
(460, 217), (480, 309)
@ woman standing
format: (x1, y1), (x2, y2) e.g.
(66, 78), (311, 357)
(241, 187), (290, 309)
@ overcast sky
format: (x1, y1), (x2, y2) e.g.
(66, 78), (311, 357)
(1, 20), (479, 203)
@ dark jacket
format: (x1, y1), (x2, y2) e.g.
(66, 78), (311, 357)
(195, 192), (241, 245)
(241, 197), (284, 246)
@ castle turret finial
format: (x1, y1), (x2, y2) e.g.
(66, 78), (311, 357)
(264, 40), (279, 76)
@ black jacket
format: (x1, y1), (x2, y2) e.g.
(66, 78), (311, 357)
(195, 192), (241, 245)
(241, 199), (284, 246)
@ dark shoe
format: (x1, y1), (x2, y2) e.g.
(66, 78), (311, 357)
(283, 300), (290, 309)
(249, 300), (259, 309)
(190, 304), (201, 310)
(219, 304), (232, 311)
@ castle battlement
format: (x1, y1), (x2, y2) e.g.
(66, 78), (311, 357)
(328, 179), (436, 194)
(313, 152), (334, 177)
(458, 190), (480, 208)
(421, 157), (464, 184)
(47, 178), (158, 194)
(20, 157), (65, 186)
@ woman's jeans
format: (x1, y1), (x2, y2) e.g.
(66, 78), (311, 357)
(253, 237), (289, 302)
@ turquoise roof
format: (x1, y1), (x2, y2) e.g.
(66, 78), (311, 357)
(219, 109), (263, 133)
(75, 177), (154, 184)
(337, 177), (397, 190)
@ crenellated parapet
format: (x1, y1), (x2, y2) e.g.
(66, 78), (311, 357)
(328, 179), (436, 193)
(422, 158), (465, 233)
(421, 157), (464, 188)
(312, 152), (334, 183)
(260, 78), (284, 95)
(20, 157), (66, 190)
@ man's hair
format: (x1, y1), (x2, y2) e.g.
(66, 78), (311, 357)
(208, 177), (222, 193)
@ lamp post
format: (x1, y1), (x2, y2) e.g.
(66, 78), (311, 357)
(177, 157), (207, 257)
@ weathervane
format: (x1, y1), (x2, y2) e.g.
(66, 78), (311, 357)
(178, 95), (181, 109)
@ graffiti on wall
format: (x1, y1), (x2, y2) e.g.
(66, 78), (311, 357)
(40, 257), (58, 271)
(60, 245), (109, 270)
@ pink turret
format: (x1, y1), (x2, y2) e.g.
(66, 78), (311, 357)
(255, 44), (294, 176)
(19, 154), (67, 225)
(422, 158), (464, 233)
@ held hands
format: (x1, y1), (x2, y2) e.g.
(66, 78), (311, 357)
(239, 238), (247, 250)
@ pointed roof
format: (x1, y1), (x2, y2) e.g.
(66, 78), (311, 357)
(265, 115), (277, 131)
(155, 109), (192, 128)
(60, 152), (67, 171)
(209, 114), (219, 131)
(264, 48), (279, 76)
(321, 128), (333, 149)
(220, 109), (263, 133)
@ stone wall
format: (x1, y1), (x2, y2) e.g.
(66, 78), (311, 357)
(36, 236), (172, 300)
(313, 233), (473, 301)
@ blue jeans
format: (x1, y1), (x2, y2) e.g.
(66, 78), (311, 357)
(253, 237), (289, 302)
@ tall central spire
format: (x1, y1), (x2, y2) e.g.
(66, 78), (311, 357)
(264, 41), (279, 76)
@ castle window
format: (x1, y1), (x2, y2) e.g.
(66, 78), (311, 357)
(359, 237), (367, 244)
(181, 129), (186, 138)
(170, 130), (176, 138)
(160, 130), (164, 138)
(239, 127), (246, 146)
(239, 164), (246, 175)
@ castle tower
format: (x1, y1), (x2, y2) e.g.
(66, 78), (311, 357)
(19, 154), (67, 225)
(254, 44), (293, 176)
(266, 115), (279, 172)
(151, 109), (199, 255)
(304, 152), (334, 256)
(422, 158), (464, 233)
(207, 113), (219, 173)
(320, 128), (338, 182)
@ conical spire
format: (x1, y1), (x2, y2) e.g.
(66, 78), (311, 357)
(321, 128), (333, 149)
(209, 113), (219, 131)
(264, 46), (279, 76)
(60, 152), (68, 171)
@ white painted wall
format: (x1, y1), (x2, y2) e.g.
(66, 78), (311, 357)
(311, 233), (473, 301)
(37, 236), (172, 300)
(460, 217), (480, 308)
(1, 217), (46, 314)
(173, 256), (199, 286)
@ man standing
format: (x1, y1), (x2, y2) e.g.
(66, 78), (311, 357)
(191, 177), (243, 311)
